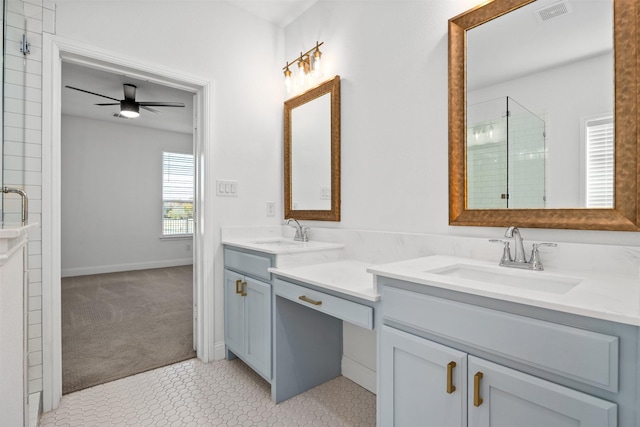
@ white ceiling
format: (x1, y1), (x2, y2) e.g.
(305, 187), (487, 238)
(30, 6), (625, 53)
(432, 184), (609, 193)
(62, 62), (195, 134)
(59, 0), (319, 133)
(227, 0), (319, 26)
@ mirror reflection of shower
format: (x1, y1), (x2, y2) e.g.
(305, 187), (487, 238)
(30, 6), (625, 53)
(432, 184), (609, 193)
(466, 96), (546, 209)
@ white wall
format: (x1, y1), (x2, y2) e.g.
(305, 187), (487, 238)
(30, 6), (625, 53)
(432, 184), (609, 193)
(61, 115), (193, 276)
(285, 0), (639, 247)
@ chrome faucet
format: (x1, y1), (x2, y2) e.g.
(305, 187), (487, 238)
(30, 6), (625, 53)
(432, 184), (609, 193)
(504, 226), (526, 262)
(285, 218), (309, 242)
(2, 187), (29, 225)
(490, 226), (557, 271)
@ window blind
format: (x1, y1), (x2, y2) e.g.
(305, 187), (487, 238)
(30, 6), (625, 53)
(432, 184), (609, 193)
(162, 152), (194, 236)
(585, 117), (614, 208)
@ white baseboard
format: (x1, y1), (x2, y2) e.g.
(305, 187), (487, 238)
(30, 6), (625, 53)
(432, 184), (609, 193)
(342, 356), (376, 394)
(61, 259), (193, 278)
(29, 392), (40, 427)
(213, 341), (226, 361)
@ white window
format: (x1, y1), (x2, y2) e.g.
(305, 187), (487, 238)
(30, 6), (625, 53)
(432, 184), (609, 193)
(162, 151), (194, 236)
(585, 116), (614, 208)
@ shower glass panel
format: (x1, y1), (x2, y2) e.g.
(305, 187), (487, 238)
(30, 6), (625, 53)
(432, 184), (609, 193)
(467, 96), (546, 209)
(1, 0), (4, 220)
(2, 0), (27, 225)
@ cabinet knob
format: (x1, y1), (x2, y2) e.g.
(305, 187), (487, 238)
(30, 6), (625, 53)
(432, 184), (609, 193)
(473, 371), (484, 407)
(446, 361), (457, 394)
(235, 279), (243, 295)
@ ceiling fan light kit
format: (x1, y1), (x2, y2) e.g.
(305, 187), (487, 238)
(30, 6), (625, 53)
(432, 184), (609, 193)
(119, 99), (140, 118)
(65, 83), (185, 119)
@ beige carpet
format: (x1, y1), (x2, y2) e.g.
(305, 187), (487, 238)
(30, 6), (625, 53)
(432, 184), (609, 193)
(61, 265), (196, 394)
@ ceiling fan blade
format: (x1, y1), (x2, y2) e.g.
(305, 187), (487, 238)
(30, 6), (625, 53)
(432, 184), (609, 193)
(138, 101), (185, 107)
(95, 103), (120, 106)
(123, 84), (137, 101)
(140, 105), (161, 114)
(65, 85), (120, 102)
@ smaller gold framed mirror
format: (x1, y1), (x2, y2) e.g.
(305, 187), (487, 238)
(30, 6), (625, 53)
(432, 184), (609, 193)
(284, 76), (341, 221)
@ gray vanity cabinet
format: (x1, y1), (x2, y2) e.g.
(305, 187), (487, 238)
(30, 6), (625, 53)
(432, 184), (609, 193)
(224, 247), (273, 381)
(380, 325), (467, 427)
(378, 283), (622, 427)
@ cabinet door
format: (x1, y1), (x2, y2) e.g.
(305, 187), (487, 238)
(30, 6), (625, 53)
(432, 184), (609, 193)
(224, 269), (245, 356)
(380, 325), (467, 427)
(244, 277), (272, 380)
(468, 356), (617, 427)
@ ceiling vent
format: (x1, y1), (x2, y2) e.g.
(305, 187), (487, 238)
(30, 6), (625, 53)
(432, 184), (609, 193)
(534, 1), (572, 23)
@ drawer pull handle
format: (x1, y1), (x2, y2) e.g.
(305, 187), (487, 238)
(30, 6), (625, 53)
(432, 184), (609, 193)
(446, 361), (456, 394)
(235, 279), (243, 295)
(473, 371), (483, 407)
(299, 295), (322, 306)
(241, 281), (247, 297)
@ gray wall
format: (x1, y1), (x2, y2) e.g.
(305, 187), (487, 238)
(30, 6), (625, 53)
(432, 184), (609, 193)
(61, 115), (193, 277)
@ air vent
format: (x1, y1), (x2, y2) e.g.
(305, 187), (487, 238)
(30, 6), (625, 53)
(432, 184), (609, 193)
(534, 1), (572, 23)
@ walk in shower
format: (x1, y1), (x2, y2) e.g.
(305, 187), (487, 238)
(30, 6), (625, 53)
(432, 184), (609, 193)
(466, 96), (546, 209)
(2, 0), (30, 225)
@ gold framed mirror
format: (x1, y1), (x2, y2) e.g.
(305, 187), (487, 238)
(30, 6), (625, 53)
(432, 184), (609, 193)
(449, 0), (639, 230)
(284, 76), (341, 221)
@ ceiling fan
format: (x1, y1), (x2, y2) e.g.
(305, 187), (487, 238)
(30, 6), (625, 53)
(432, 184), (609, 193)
(65, 83), (185, 118)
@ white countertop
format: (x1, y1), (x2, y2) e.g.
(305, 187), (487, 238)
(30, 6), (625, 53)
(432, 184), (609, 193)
(270, 260), (380, 302)
(222, 237), (344, 255)
(367, 255), (640, 327)
(0, 223), (37, 240)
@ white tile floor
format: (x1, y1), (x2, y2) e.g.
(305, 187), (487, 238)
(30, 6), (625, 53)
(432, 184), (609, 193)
(40, 358), (376, 426)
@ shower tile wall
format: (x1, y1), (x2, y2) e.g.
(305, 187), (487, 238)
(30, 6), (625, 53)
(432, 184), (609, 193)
(4, 0), (55, 396)
(467, 101), (545, 209)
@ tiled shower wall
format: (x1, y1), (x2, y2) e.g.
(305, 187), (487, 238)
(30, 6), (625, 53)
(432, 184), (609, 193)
(4, 0), (55, 396)
(466, 98), (546, 209)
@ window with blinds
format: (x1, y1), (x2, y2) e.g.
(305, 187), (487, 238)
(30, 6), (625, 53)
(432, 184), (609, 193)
(162, 151), (194, 236)
(585, 116), (614, 208)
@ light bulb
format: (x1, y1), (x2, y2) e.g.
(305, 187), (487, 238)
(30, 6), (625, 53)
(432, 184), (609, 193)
(312, 49), (322, 77)
(284, 67), (292, 94)
(120, 110), (139, 118)
(298, 60), (306, 86)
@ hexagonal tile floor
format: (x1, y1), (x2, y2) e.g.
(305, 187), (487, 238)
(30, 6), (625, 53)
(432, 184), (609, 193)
(40, 358), (376, 426)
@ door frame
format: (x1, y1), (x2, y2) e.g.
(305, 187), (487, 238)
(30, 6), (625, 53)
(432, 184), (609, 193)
(41, 34), (216, 411)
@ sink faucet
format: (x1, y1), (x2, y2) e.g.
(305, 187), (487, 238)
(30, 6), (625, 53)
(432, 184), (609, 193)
(490, 226), (557, 271)
(285, 218), (309, 242)
(504, 226), (526, 262)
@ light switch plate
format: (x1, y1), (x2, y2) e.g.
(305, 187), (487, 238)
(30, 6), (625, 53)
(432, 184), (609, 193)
(216, 180), (238, 197)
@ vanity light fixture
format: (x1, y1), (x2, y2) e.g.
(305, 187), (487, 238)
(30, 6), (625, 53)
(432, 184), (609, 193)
(283, 41), (324, 94)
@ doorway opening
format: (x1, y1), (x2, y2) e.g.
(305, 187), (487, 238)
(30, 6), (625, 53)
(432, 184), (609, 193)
(42, 34), (215, 412)
(60, 61), (196, 393)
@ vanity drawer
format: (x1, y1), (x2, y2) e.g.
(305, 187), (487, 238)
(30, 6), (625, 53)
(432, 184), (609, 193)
(382, 286), (619, 392)
(274, 278), (374, 330)
(224, 248), (272, 281)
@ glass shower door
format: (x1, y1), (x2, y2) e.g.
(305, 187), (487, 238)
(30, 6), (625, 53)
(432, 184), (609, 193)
(2, 0), (28, 225)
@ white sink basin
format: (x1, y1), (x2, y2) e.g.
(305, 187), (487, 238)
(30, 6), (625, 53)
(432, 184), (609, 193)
(427, 264), (582, 294)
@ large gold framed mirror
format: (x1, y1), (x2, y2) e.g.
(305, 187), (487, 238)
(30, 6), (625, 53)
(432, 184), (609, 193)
(449, 0), (639, 230)
(284, 76), (341, 221)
